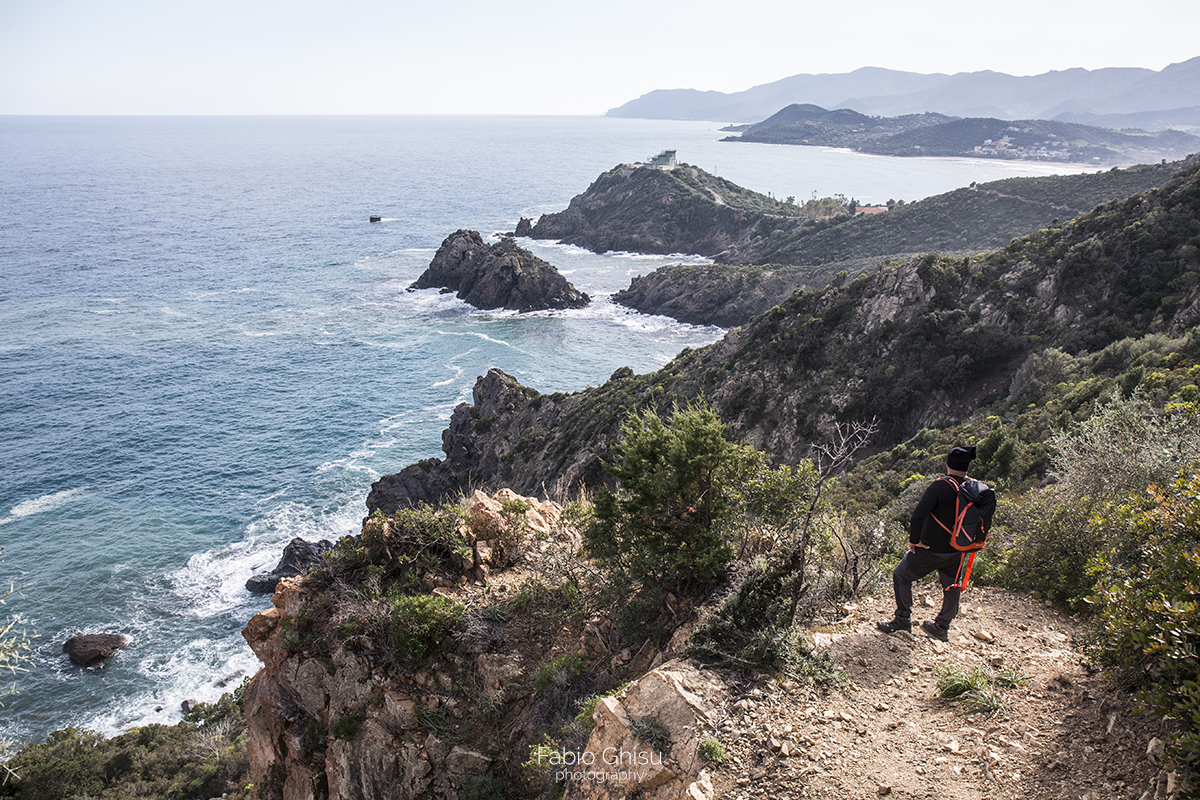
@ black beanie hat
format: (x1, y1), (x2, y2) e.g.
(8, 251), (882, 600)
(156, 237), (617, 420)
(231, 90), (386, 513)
(947, 446), (976, 471)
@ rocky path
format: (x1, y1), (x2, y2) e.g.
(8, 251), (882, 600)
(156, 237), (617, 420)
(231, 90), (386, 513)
(706, 586), (1177, 799)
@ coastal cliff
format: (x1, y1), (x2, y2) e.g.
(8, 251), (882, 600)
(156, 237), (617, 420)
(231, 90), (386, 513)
(411, 231), (589, 313)
(528, 163), (801, 257)
(238, 489), (726, 800)
(373, 162), (1200, 511)
(611, 262), (880, 329)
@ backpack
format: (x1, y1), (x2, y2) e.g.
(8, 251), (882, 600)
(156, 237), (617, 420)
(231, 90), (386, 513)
(934, 475), (996, 591)
(934, 475), (995, 552)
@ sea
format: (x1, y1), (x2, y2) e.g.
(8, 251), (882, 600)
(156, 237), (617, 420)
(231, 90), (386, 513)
(0, 115), (1091, 745)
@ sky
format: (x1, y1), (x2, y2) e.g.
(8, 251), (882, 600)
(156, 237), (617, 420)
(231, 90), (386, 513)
(1, 0), (1197, 116)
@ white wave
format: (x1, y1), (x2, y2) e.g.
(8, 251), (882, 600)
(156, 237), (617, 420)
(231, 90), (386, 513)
(83, 640), (261, 735)
(3, 488), (86, 524)
(432, 362), (464, 387)
(434, 329), (526, 352)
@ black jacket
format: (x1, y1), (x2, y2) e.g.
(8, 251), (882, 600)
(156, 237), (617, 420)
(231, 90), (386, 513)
(909, 475), (996, 553)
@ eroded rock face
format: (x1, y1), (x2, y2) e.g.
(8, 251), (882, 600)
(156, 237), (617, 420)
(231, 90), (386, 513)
(242, 576), (500, 800)
(562, 660), (724, 800)
(409, 230), (589, 312)
(62, 633), (130, 667)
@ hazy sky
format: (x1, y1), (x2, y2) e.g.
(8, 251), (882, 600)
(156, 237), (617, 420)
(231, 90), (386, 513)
(1, 0), (1197, 115)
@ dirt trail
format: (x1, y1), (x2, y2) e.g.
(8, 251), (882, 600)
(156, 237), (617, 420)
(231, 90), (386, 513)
(706, 586), (1177, 799)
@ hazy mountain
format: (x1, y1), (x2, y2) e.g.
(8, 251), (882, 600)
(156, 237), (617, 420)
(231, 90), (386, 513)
(607, 59), (1200, 130)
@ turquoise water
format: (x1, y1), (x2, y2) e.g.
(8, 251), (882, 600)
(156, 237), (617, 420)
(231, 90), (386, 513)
(0, 115), (1086, 743)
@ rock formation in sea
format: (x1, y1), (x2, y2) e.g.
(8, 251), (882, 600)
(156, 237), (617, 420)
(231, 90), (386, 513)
(409, 230), (589, 313)
(246, 537), (335, 594)
(62, 633), (130, 667)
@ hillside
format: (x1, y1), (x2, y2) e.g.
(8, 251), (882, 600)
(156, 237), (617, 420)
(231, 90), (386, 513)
(602, 160), (1190, 328)
(717, 159), (1188, 267)
(731, 110), (1200, 165)
(526, 162), (801, 256)
(526, 158), (1186, 297)
(368, 161), (1200, 513)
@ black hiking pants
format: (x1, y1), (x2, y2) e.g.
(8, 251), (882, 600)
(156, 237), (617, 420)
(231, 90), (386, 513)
(893, 549), (964, 629)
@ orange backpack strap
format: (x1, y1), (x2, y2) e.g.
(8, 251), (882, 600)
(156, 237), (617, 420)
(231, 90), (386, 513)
(948, 551), (977, 592)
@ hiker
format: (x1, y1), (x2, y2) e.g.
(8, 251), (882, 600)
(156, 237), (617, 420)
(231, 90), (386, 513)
(877, 445), (995, 642)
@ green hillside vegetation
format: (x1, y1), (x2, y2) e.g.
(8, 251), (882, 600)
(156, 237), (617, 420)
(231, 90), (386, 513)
(717, 159), (1185, 267)
(0, 693), (250, 800)
(428, 162), (1200, 506)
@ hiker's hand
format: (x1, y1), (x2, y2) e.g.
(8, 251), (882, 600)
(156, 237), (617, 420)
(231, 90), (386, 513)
(909, 542), (928, 553)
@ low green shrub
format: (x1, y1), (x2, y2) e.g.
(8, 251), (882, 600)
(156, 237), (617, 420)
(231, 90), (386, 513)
(390, 593), (464, 664)
(697, 736), (726, 765)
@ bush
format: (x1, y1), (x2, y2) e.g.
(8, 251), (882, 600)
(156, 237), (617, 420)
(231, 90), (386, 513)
(697, 736), (726, 765)
(0, 705), (251, 800)
(390, 593), (464, 664)
(1087, 464), (1200, 785)
(533, 652), (584, 695)
(689, 563), (840, 685)
(585, 405), (739, 596)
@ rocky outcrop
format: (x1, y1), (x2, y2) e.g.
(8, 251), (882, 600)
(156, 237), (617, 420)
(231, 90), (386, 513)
(613, 264), (829, 328)
(242, 488), (570, 800)
(63, 633), (130, 667)
(409, 230), (589, 312)
(243, 578), (497, 800)
(246, 537), (335, 594)
(562, 661), (725, 800)
(529, 164), (796, 257)
(365, 366), (619, 514)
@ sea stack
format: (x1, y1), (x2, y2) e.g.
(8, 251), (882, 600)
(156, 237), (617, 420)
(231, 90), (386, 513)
(410, 230), (589, 313)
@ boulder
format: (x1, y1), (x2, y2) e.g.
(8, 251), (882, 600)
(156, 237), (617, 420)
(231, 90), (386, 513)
(409, 230), (589, 312)
(62, 633), (130, 667)
(564, 660), (727, 800)
(246, 537), (334, 593)
(514, 217), (533, 237)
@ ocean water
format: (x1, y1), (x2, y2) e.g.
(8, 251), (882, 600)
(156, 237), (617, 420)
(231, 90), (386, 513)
(0, 115), (1088, 744)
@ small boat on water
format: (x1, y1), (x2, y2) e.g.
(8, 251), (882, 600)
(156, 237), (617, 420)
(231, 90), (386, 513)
(369, 215), (382, 223)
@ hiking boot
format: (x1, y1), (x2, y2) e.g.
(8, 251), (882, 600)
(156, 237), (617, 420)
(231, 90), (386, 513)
(922, 620), (950, 642)
(876, 618), (911, 634)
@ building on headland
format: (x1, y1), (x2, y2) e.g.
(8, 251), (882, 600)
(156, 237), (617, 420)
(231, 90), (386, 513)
(643, 150), (678, 169)
(855, 204), (888, 216)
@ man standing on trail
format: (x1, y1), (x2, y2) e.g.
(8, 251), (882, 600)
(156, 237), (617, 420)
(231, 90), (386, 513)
(876, 445), (996, 642)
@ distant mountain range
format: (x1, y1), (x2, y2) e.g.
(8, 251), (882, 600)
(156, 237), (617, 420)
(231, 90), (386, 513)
(606, 59), (1200, 131)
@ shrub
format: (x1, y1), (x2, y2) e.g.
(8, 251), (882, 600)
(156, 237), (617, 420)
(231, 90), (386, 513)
(628, 716), (671, 754)
(689, 563), (840, 685)
(390, 593), (464, 664)
(1087, 464), (1200, 785)
(331, 713), (361, 741)
(533, 652), (585, 695)
(585, 405), (739, 596)
(697, 736), (726, 765)
(460, 773), (507, 800)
